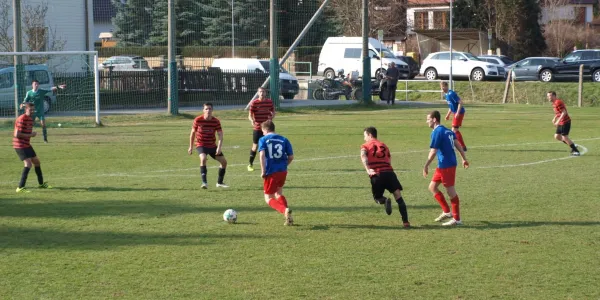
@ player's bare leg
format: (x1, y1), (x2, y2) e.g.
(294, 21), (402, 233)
(557, 134), (580, 156)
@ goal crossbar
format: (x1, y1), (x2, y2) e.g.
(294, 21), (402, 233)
(0, 51), (100, 125)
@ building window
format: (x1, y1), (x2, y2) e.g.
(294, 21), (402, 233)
(433, 11), (448, 29)
(414, 11), (429, 30)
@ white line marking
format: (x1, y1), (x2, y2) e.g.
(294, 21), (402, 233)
(0, 139), (595, 185)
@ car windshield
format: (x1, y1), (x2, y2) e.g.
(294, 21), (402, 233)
(260, 61), (288, 73)
(500, 57), (514, 65)
(134, 59), (149, 69)
(381, 49), (395, 58)
(464, 53), (483, 61)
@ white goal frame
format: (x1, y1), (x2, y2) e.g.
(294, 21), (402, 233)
(0, 51), (100, 125)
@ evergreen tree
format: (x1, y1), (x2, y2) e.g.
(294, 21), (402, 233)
(199, 0), (232, 46)
(236, 0), (269, 46)
(511, 0), (546, 59)
(452, 0), (485, 30)
(111, 0), (154, 46)
(149, 0), (204, 47)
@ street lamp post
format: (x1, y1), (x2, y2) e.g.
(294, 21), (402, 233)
(231, 0), (235, 57)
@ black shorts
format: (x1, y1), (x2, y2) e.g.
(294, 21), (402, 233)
(555, 122), (571, 136)
(370, 171), (403, 199)
(15, 147), (37, 161)
(196, 146), (224, 159)
(253, 129), (264, 144)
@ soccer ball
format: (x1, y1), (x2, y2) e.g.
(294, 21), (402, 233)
(223, 209), (237, 223)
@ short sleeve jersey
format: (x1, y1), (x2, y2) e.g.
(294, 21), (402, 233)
(445, 90), (465, 114)
(249, 98), (275, 130)
(13, 114), (33, 149)
(430, 125), (458, 169)
(258, 133), (293, 176)
(24, 89), (52, 115)
(192, 115), (222, 148)
(361, 139), (393, 174)
(552, 99), (571, 125)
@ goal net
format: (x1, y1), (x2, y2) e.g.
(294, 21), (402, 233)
(0, 51), (100, 125)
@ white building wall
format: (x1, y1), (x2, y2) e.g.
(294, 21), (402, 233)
(407, 6), (450, 33)
(540, 4), (593, 24)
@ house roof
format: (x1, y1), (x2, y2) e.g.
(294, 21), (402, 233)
(93, 0), (118, 22)
(408, 0), (449, 6)
(413, 29), (484, 41)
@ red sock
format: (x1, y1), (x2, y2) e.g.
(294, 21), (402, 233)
(268, 198), (286, 214)
(455, 130), (466, 149)
(434, 192), (450, 213)
(450, 195), (460, 221)
(277, 195), (288, 208)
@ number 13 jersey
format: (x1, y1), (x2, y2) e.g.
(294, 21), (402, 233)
(258, 133), (294, 176)
(361, 139), (393, 174)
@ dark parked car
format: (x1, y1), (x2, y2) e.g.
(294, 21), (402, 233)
(396, 56), (419, 79)
(537, 50), (600, 82)
(507, 57), (560, 81)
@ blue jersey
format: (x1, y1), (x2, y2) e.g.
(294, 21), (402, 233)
(258, 133), (293, 176)
(430, 125), (457, 169)
(445, 90), (465, 114)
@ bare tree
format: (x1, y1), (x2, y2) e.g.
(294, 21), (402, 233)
(542, 0), (579, 56)
(329, 0), (409, 38)
(0, 0), (66, 53)
(0, 0), (13, 52)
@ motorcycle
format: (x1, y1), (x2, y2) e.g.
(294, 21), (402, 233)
(312, 70), (352, 100)
(349, 73), (386, 103)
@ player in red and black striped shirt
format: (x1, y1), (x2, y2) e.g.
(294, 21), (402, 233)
(360, 127), (410, 227)
(547, 91), (580, 156)
(247, 87), (275, 171)
(188, 103), (229, 189)
(13, 102), (52, 193)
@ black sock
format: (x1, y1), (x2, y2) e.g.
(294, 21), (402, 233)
(200, 166), (207, 183)
(217, 167), (226, 184)
(396, 197), (409, 223)
(569, 143), (578, 151)
(34, 166), (44, 185)
(42, 127), (47, 141)
(19, 167), (31, 188)
(249, 150), (257, 165)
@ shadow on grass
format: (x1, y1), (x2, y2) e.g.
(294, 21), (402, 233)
(0, 226), (270, 250)
(307, 220), (600, 231)
(479, 149), (567, 153)
(0, 200), (439, 218)
(52, 186), (176, 192)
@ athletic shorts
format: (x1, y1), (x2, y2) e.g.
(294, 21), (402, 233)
(253, 129), (264, 144)
(263, 171), (287, 194)
(15, 147), (37, 161)
(432, 166), (457, 187)
(196, 146), (224, 159)
(370, 171), (403, 199)
(452, 113), (464, 128)
(555, 121), (571, 136)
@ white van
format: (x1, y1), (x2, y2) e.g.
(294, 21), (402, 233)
(212, 58), (299, 99)
(0, 64), (57, 114)
(318, 37), (409, 79)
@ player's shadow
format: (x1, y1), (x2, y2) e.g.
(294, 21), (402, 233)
(0, 225), (272, 250)
(317, 220), (600, 231)
(471, 220), (600, 229)
(53, 186), (174, 192)
(481, 149), (567, 153)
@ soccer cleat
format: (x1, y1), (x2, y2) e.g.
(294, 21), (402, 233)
(374, 197), (386, 205)
(463, 146), (468, 152)
(16, 187), (31, 193)
(201, 182), (208, 189)
(403, 222), (411, 228)
(434, 212), (453, 222)
(571, 150), (580, 156)
(38, 182), (52, 189)
(216, 183), (229, 188)
(284, 208), (294, 226)
(247, 165), (254, 172)
(384, 197), (393, 215)
(442, 219), (463, 226)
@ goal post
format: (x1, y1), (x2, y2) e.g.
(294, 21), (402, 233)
(0, 51), (101, 125)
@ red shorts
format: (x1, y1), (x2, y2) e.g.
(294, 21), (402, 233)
(263, 171), (287, 194)
(432, 166), (456, 187)
(452, 113), (465, 127)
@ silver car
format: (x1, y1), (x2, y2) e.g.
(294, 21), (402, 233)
(99, 55), (150, 71)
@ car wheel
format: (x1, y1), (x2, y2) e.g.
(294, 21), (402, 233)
(424, 68), (438, 80)
(312, 88), (324, 100)
(43, 97), (51, 114)
(539, 69), (553, 82)
(282, 93), (295, 99)
(351, 88), (364, 102)
(470, 68), (485, 81)
(593, 69), (600, 82)
(324, 69), (336, 80)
